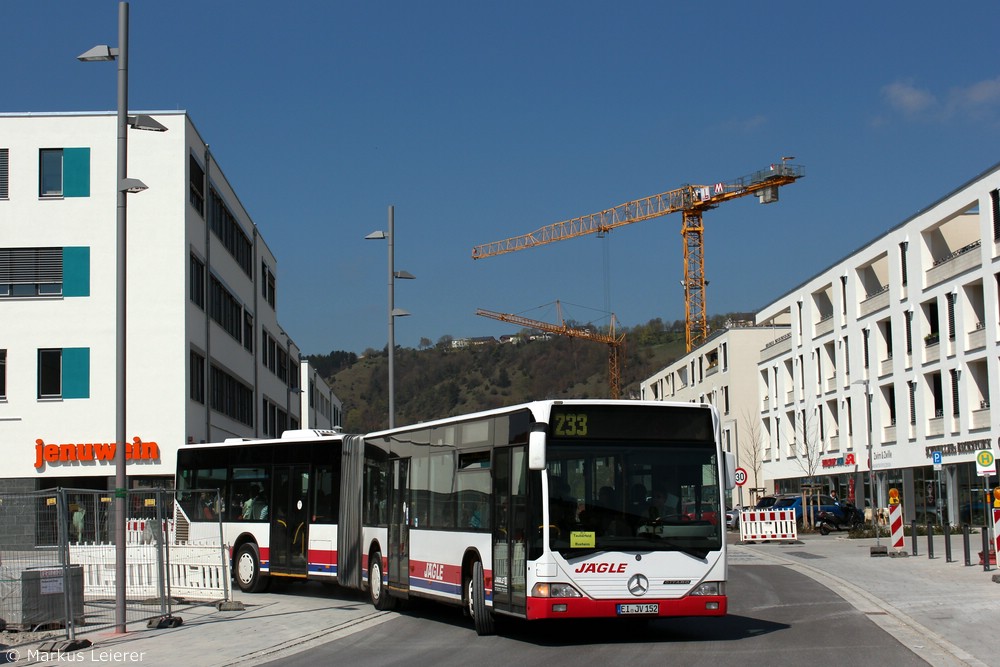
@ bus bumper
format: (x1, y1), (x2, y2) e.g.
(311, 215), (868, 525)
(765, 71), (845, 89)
(525, 595), (726, 620)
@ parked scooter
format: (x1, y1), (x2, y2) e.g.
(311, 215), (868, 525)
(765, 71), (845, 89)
(816, 501), (865, 535)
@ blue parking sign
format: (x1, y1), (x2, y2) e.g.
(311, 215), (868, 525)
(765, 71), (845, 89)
(932, 451), (943, 465)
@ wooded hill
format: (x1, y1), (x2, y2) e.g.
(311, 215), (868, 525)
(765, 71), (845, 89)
(307, 314), (749, 433)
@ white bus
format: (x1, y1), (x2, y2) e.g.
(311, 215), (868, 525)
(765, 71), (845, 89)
(361, 399), (734, 634)
(175, 400), (733, 636)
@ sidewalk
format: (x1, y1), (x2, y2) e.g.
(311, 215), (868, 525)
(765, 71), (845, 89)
(733, 531), (1000, 667)
(0, 584), (393, 667)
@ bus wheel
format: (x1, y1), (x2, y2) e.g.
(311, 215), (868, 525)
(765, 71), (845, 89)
(368, 551), (396, 611)
(468, 560), (495, 636)
(235, 543), (269, 593)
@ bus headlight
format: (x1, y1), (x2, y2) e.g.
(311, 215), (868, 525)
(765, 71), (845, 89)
(531, 582), (582, 598)
(690, 581), (724, 596)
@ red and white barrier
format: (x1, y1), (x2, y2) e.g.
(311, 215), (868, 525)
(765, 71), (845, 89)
(889, 502), (904, 551)
(739, 509), (797, 542)
(993, 508), (1000, 557)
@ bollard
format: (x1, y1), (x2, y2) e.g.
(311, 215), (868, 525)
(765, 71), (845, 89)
(911, 520), (919, 556)
(927, 522), (934, 559)
(963, 524), (971, 566)
(944, 522), (953, 563)
(983, 528), (991, 572)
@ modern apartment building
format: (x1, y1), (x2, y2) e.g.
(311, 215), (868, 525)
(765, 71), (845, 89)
(641, 162), (1000, 526)
(757, 162), (1000, 526)
(0, 111), (341, 493)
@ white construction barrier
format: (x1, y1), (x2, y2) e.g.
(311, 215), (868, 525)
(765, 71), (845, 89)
(69, 543), (229, 600)
(889, 503), (904, 551)
(739, 509), (797, 542)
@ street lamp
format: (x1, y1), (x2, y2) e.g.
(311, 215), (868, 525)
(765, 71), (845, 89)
(853, 378), (881, 549)
(78, 1), (165, 634)
(366, 205), (414, 428)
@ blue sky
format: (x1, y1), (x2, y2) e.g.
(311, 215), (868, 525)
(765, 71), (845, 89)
(6, 1), (1000, 355)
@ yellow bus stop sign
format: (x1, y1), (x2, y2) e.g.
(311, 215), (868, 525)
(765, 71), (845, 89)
(977, 449), (996, 476)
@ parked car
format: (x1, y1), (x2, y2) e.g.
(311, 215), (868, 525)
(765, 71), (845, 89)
(725, 506), (741, 530)
(773, 494), (844, 523)
(754, 495), (781, 509)
(682, 502), (719, 525)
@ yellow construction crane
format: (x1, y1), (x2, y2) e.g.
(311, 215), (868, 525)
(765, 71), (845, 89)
(472, 159), (804, 351)
(476, 303), (626, 399)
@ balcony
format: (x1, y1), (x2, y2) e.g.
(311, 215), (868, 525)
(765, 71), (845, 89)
(968, 322), (986, 350)
(972, 406), (990, 430)
(925, 240), (982, 288)
(815, 314), (834, 338)
(860, 285), (890, 317)
(924, 335), (940, 364)
(761, 332), (792, 361)
(928, 414), (944, 436)
(880, 356), (893, 377)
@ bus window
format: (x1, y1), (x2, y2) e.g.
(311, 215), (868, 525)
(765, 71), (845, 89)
(232, 467), (270, 522)
(312, 464), (338, 524)
(178, 467), (226, 521)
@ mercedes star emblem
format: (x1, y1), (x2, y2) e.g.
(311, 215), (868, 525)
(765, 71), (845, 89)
(627, 573), (649, 597)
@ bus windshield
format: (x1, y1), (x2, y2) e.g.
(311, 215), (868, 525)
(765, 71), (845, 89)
(545, 440), (722, 559)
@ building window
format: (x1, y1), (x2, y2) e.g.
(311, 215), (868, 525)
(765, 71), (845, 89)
(992, 190), (1000, 241)
(189, 155), (205, 217)
(243, 312), (254, 353)
(899, 241), (909, 287)
(190, 350), (205, 404)
(0, 349), (6, 399)
(38, 349), (61, 398)
(905, 310), (913, 355)
(947, 293), (956, 341)
(190, 253), (205, 309)
(37, 347), (89, 399)
(39, 148), (90, 198)
(0, 148), (8, 200)
(209, 276), (243, 343)
(208, 188), (253, 277)
(951, 368), (960, 416)
(210, 364), (254, 426)
(262, 261), (276, 309)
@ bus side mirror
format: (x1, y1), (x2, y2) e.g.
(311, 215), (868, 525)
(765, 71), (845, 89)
(724, 452), (736, 490)
(528, 429), (546, 470)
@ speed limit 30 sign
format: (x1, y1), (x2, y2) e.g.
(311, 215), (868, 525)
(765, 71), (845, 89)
(734, 467), (748, 486)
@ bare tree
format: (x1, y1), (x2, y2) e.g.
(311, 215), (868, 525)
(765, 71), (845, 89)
(739, 408), (764, 506)
(792, 407), (824, 529)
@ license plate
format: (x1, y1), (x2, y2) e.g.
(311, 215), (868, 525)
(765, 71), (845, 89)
(617, 603), (658, 615)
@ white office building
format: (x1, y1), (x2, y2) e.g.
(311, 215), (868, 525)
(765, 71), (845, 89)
(0, 111), (341, 494)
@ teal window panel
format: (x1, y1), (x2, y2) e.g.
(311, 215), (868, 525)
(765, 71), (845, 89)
(62, 347), (90, 399)
(63, 148), (91, 198)
(62, 247), (90, 297)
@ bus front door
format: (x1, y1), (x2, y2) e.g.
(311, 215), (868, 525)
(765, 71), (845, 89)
(269, 464), (310, 578)
(492, 446), (527, 616)
(387, 458), (410, 597)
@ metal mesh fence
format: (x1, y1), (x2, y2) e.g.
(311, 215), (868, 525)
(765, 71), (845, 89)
(0, 488), (229, 647)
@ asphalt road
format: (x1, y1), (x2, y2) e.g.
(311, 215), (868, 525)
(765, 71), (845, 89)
(261, 565), (929, 667)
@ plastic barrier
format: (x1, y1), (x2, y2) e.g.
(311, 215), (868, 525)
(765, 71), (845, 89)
(739, 509), (797, 542)
(890, 503), (904, 551)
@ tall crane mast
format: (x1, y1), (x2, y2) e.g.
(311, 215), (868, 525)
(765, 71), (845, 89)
(472, 160), (804, 351)
(476, 303), (626, 399)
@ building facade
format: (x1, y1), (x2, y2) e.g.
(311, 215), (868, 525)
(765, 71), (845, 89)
(0, 111), (340, 493)
(756, 163), (1000, 527)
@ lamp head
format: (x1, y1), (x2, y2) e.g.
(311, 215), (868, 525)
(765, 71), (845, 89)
(77, 45), (118, 62)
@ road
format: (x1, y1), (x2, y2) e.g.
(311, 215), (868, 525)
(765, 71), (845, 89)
(260, 564), (929, 667)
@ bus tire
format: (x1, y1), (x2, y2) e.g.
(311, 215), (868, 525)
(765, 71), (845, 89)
(468, 560), (495, 636)
(234, 542), (269, 593)
(368, 551), (396, 611)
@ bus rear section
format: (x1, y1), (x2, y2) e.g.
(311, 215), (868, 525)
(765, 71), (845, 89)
(175, 431), (371, 594)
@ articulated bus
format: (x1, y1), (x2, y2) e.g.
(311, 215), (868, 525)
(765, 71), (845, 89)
(175, 400), (733, 635)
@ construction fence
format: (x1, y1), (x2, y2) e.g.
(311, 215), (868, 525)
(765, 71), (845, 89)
(0, 488), (230, 646)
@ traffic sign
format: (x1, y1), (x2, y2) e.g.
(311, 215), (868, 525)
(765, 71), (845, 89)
(932, 450), (942, 471)
(976, 449), (996, 477)
(734, 467), (748, 486)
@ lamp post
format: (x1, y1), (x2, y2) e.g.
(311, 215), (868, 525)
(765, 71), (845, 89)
(366, 205), (414, 428)
(854, 378), (880, 548)
(78, 1), (165, 634)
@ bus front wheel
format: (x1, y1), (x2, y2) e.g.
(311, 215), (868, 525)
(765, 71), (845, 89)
(467, 560), (495, 636)
(234, 542), (269, 593)
(368, 551), (396, 611)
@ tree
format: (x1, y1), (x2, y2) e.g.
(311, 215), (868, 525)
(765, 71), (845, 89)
(739, 408), (765, 506)
(792, 406), (824, 529)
